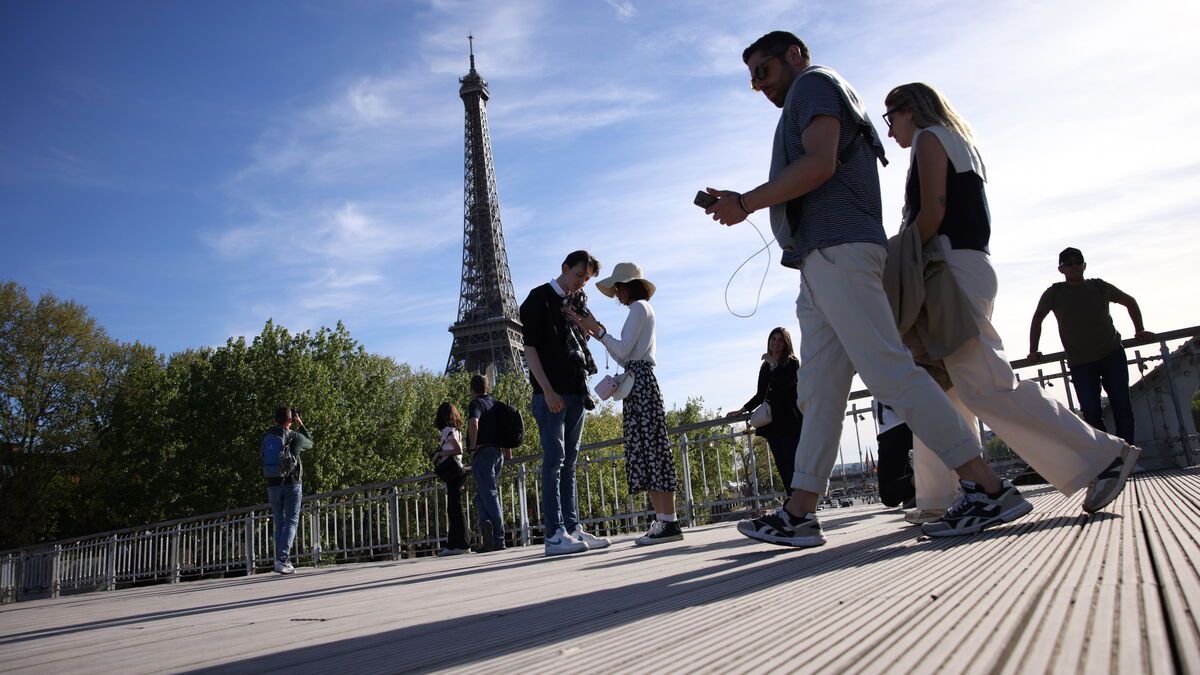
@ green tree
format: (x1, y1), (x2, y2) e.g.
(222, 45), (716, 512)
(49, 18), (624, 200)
(0, 282), (125, 547)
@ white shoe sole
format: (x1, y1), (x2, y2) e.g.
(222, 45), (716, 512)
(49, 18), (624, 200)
(736, 521), (826, 548)
(634, 533), (683, 546)
(544, 545), (589, 557)
(580, 538), (611, 549)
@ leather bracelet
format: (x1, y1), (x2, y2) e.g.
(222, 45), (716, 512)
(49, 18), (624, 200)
(736, 193), (752, 214)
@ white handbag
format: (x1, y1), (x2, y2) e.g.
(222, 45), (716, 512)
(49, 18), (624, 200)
(749, 401), (773, 428)
(596, 371), (635, 401)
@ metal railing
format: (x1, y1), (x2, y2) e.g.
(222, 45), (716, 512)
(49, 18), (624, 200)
(2, 326), (1196, 603)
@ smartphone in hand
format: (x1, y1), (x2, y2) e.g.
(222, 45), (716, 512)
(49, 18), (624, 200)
(694, 191), (718, 209)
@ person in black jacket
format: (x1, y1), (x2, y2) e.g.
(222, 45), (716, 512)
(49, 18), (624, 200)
(727, 327), (804, 496)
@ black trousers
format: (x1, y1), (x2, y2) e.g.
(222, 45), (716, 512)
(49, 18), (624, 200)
(762, 418), (801, 496)
(877, 424), (915, 507)
(442, 473), (469, 550)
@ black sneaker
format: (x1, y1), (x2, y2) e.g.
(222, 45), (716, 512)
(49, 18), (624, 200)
(736, 508), (826, 547)
(921, 479), (1033, 537)
(634, 520), (684, 546)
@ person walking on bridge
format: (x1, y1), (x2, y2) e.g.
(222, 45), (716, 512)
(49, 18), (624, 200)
(705, 31), (1029, 547)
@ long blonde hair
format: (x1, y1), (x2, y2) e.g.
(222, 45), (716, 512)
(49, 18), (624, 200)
(885, 83), (975, 147)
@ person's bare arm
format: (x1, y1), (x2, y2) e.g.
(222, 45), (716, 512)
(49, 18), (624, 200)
(1113, 293), (1154, 339)
(467, 418), (479, 451)
(1028, 291), (1054, 360)
(524, 346), (564, 413)
(913, 132), (949, 244)
(706, 115), (841, 226)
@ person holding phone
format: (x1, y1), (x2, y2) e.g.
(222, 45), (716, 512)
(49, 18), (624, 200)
(567, 262), (682, 546)
(519, 250), (610, 556)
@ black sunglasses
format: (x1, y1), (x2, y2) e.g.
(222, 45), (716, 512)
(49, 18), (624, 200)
(881, 106), (903, 129)
(750, 53), (781, 89)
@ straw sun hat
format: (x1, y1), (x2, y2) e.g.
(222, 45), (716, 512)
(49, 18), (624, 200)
(595, 262), (656, 299)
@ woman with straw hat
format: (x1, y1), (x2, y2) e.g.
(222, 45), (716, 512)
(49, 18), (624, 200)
(565, 262), (682, 546)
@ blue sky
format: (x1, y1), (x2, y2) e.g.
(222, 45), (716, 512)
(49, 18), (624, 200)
(4, 0), (1199, 456)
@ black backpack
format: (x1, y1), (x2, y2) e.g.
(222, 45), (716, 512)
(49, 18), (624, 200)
(491, 400), (525, 449)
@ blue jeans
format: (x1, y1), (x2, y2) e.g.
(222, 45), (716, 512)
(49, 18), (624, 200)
(1070, 347), (1135, 444)
(266, 482), (303, 564)
(472, 446), (505, 550)
(533, 393), (586, 534)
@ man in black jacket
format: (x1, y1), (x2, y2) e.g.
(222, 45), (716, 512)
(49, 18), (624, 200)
(519, 250), (610, 556)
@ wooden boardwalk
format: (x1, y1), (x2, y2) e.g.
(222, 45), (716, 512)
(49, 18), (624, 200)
(2, 469), (1198, 674)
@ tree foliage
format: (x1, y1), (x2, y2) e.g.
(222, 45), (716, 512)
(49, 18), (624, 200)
(0, 282), (740, 550)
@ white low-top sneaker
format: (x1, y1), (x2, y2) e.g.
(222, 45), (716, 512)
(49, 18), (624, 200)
(569, 525), (610, 550)
(273, 561), (295, 575)
(544, 527), (589, 556)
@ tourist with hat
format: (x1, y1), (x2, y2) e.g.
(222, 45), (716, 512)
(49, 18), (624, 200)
(565, 262), (682, 546)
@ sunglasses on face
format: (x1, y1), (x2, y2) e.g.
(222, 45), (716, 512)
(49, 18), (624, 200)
(749, 54), (781, 89)
(881, 106), (903, 129)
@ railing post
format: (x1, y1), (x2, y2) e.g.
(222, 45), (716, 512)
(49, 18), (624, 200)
(387, 487), (401, 561)
(50, 546), (61, 599)
(170, 524), (181, 584)
(746, 431), (759, 507)
(680, 434), (695, 527)
(517, 463), (530, 547)
(105, 535), (117, 592)
(1159, 340), (1195, 466)
(244, 512), (255, 576)
(1060, 359), (1075, 411)
(310, 499), (322, 567)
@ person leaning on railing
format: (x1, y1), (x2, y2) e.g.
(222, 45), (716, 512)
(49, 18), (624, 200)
(1028, 247), (1153, 445)
(261, 406), (312, 575)
(725, 327), (804, 498)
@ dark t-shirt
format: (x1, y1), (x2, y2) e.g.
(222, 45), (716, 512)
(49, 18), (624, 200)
(468, 394), (497, 448)
(1035, 279), (1128, 365)
(518, 283), (587, 395)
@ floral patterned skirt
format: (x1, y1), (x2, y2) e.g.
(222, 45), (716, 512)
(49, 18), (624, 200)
(621, 360), (678, 493)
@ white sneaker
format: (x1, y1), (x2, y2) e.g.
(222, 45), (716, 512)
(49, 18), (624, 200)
(273, 560), (295, 575)
(544, 527), (589, 556)
(437, 548), (470, 557)
(569, 524), (610, 550)
(904, 509), (947, 525)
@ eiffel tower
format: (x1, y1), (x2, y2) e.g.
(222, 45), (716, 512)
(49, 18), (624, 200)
(446, 36), (524, 377)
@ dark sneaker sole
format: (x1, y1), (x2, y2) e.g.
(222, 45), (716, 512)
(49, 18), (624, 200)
(634, 533), (684, 546)
(924, 499), (1034, 538)
(736, 521), (826, 547)
(1082, 446), (1141, 513)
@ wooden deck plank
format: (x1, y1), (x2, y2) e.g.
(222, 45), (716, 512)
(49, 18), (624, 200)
(2, 470), (1199, 674)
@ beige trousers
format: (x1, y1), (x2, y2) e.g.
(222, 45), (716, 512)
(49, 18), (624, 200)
(912, 243), (1124, 508)
(792, 242), (983, 495)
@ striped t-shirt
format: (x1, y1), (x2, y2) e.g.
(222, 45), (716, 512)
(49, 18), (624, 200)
(770, 69), (885, 268)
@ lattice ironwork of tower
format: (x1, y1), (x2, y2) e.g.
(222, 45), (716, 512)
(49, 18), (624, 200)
(446, 38), (524, 377)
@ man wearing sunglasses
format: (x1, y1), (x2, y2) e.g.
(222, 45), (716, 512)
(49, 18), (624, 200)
(707, 31), (1032, 547)
(1029, 247), (1152, 444)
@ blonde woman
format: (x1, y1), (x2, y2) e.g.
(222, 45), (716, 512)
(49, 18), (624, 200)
(566, 263), (682, 546)
(882, 83), (1140, 535)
